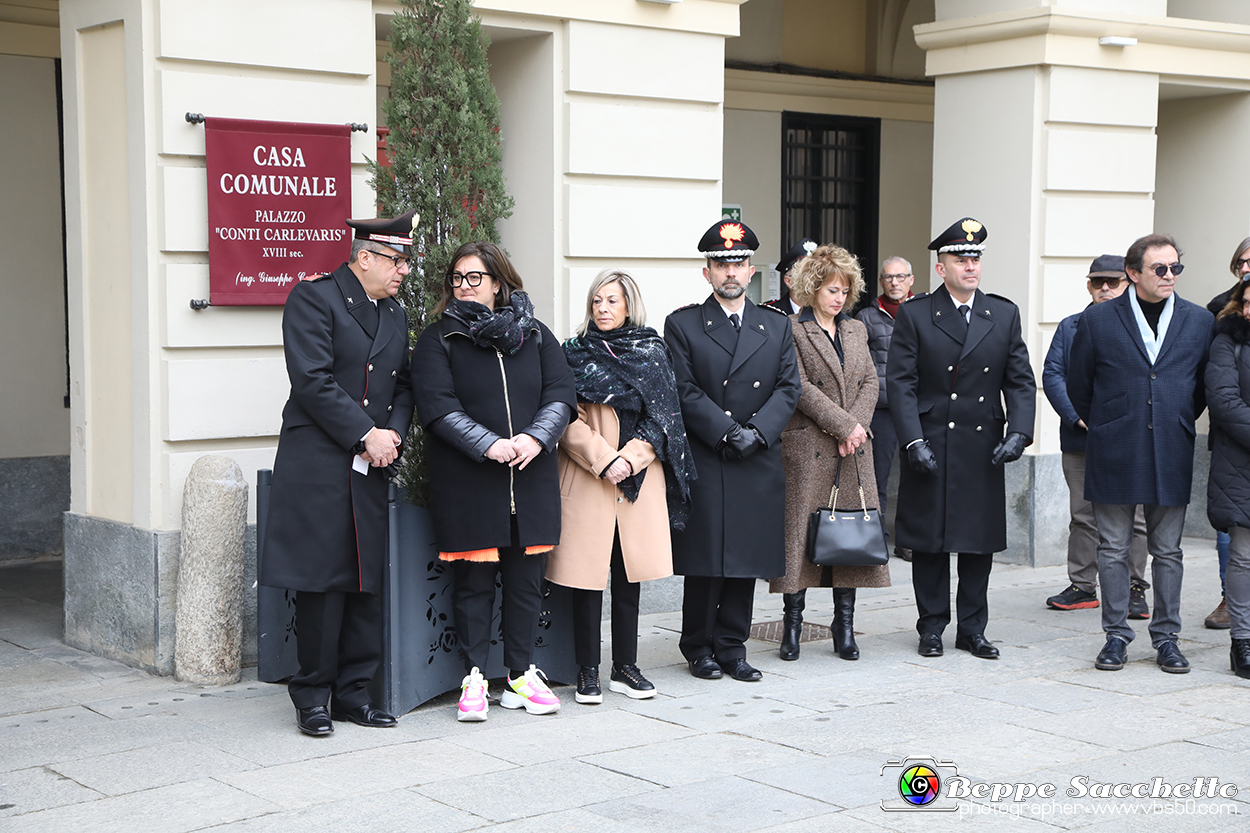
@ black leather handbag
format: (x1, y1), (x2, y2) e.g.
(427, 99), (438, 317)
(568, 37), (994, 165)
(805, 453), (889, 568)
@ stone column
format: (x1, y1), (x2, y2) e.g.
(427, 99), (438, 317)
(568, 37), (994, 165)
(175, 455), (247, 685)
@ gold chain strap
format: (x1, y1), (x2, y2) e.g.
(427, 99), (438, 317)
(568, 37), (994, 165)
(828, 452), (871, 521)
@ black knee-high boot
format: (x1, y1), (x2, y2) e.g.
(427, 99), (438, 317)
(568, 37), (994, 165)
(832, 588), (859, 660)
(780, 590), (805, 660)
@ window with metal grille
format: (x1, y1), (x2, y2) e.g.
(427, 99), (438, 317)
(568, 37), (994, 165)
(781, 112), (880, 310)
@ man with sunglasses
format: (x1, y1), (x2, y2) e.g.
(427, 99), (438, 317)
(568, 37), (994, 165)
(262, 209), (417, 735)
(1043, 255), (1150, 617)
(1068, 234), (1215, 674)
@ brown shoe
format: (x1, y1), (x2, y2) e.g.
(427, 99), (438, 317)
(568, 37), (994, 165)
(1205, 598), (1231, 630)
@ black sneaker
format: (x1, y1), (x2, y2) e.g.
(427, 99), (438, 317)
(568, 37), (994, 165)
(575, 665), (602, 704)
(609, 664), (657, 699)
(1128, 582), (1150, 620)
(1047, 584), (1099, 610)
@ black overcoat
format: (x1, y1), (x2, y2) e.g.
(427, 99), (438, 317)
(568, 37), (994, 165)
(886, 286), (1036, 554)
(261, 264), (414, 594)
(1206, 314), (1250, 532)
(1067, 290), (1212, 506)
(664, 296), (801, 578)
(411, 313), (576, 553)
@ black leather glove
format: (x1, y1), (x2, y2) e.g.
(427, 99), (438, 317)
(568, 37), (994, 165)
(907, 440), (938, 476)
(991, 432), (1028, 466)
(731, 425), (766, 459)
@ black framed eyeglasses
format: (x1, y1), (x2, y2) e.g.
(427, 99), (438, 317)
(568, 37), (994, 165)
(1237, 258), (1250, 271)
(1149, 263), (1184, 278)
(449, 271), (490, 288)
(369, 249), (409, 269)
(881, 273), (912, 283)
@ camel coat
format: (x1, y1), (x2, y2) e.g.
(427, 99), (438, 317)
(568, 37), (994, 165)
(770, 311), (892, 594)
(546, 403), (674, 591)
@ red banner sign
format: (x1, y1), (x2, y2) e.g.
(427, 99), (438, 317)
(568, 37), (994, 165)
(205, 118), (352, 305)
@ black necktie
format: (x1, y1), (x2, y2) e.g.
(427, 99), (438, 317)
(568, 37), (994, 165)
(955, 304), (970, 341)
(729, 312), (741, 331)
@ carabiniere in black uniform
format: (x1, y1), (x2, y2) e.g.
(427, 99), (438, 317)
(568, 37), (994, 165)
(261, 209), (417, 736)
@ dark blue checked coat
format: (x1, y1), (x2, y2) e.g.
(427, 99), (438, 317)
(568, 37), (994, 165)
(1067, 289), (1213, 507)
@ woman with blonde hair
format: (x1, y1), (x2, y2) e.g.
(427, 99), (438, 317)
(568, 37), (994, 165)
(547, 269), (695, 702)
(771, 244), (889, 661)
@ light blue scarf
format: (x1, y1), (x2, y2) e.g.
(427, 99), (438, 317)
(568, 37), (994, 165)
(1128, 291), (1174, 365)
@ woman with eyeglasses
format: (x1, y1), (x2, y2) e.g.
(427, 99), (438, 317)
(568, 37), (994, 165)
(545, 270), (695, 704)
(1205, 278), (1250, 679)
(411, 241), (576, 722)
(1202, 237), (1250, 631)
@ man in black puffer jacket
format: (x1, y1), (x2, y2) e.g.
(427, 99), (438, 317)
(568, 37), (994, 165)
(857, 256), (914, 560)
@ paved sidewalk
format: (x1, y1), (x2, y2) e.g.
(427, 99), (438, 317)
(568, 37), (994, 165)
(1, 541), (1247, 832)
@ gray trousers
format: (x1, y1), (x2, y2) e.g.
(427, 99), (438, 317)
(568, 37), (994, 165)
(1062, 452), (1148, 592)
(1226, 527), (1250, 639)
(1093, 503), (1185, 646)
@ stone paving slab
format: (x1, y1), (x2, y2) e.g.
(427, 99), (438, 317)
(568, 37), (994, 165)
(583, 730), (822, 787)
(0, 765), (104, 819)
(217, 738), (515, 811)
(0, 778), (280, 833)
(586, 774), (834, 833)
(49, 739), (259, 796)
(199, 789), (486, 833)
(415, 759), (659, 823)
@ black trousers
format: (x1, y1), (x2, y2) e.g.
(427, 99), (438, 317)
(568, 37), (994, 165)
(289, 590), (382, 710)
(452, 545), (547, 674)
(912, 551), (992, 637)
(679, 576), (756, 662)
(571, 530), (641, 667)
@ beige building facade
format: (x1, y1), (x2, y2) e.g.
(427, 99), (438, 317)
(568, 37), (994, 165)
(2, 0), (1249, 669)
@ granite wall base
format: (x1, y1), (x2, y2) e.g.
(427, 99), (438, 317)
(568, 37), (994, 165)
(0, 455), (70, 562)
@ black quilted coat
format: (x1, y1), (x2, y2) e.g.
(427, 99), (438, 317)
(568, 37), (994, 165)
(1206, 312), (1250, 532)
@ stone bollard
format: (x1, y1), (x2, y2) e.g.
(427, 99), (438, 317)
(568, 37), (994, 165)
(175, 455), (247, 685)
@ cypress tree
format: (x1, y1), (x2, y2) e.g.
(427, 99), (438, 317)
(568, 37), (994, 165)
(371, 0), (514, 506)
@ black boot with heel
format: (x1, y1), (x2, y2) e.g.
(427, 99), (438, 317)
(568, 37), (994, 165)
(780, 590), (805, 661)
(1231, 638), (1250, 679)
(832, 588), (859, 661)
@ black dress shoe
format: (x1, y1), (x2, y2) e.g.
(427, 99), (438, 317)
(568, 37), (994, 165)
(1156, 641), (1190, 674)
(1095, 635), (1126, 670)
(688, 655), (723, 679)
(718, 658), (762, 681)
(917, 633), (943, 657)
(330, 702), (397, 727)
(954, 633), (999, 660)
(296, 705), (334, 736)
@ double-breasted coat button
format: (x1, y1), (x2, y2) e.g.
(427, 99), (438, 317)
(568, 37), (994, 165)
(984, 367), (990, 372)
(950, 393), (958, 400)
(368, 363), (374, 372)
(753, 381), (760, 388)
(392, 370), (397, 377)
(725, 410), (732, 416)
(817, 380), (824, 387)
(723, 380), (728, 386)
(978, 396), (985, 402)
(976, 425), (982, 431)
(947, 365), (954, 372)
(387, 405), (393, 411)
(948, 422), (955, 429)
(363, 398), (369, 406)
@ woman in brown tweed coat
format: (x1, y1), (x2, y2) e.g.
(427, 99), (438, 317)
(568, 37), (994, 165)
(770, 244), (890, 661)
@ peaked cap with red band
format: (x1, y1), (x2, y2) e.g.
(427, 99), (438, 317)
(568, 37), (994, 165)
(346, 208), (420, 255)
(698, 219), (759, 262)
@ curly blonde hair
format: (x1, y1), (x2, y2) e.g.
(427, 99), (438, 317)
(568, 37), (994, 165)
(789, 244), (865, 310)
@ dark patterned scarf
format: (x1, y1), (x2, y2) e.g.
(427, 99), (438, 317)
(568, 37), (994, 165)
(445, 291), (537, 356)
(563, 323), (696, 529)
